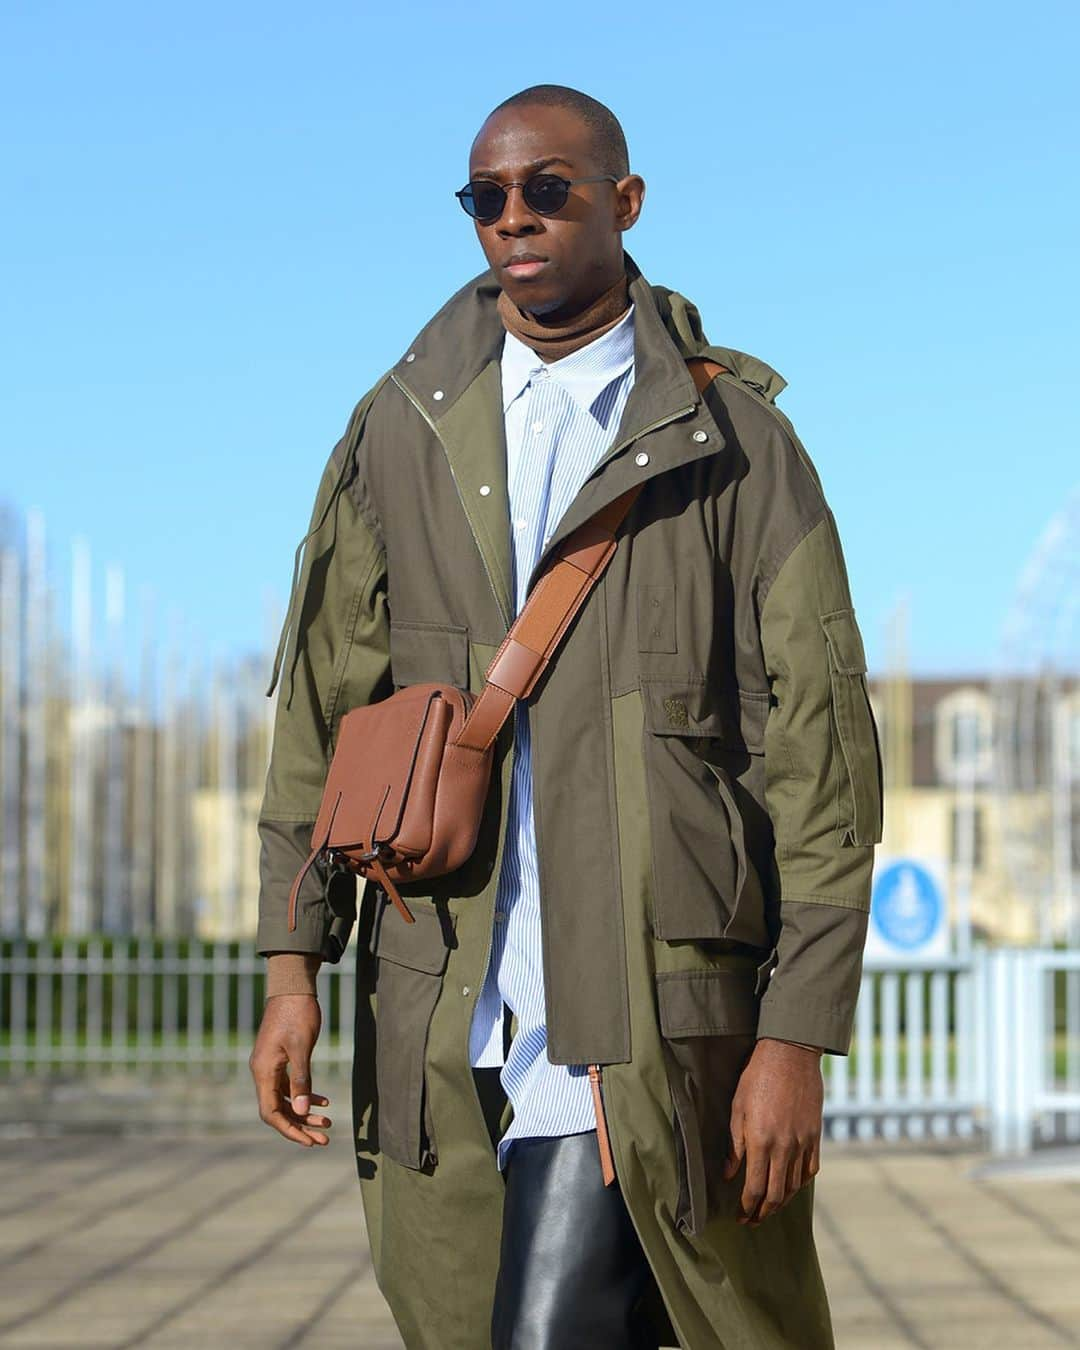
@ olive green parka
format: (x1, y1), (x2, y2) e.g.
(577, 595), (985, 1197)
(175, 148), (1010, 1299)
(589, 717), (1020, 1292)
(256, 253), (884, 1349)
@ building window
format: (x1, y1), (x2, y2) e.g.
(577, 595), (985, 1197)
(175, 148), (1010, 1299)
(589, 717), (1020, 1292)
(934, 689), (993, 786)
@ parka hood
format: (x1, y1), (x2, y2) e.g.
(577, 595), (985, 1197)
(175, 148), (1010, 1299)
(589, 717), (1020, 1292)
(641, 259), (788, 405)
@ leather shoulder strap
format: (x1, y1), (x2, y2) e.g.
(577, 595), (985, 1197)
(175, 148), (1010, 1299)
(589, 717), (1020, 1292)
(454, 356), (723, 753)
(686, 355), (729, 394)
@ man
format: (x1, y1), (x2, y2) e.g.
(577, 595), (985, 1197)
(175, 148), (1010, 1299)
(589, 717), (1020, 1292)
(250, 85), (884, 1350)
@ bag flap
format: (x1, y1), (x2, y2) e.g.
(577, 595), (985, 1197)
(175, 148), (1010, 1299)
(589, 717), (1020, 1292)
(319, 684), (446, 849)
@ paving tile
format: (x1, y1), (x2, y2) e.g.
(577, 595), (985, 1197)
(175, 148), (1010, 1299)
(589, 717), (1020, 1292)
(3, 1133), (1079, 1349)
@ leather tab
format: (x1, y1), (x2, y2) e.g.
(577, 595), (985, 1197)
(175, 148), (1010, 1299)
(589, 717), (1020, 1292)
(287, 842), (322, 933)
(288, 792), (342, 931)
(369, 854), (415, 925)
(588, 1064), (616, 1186)
(558, 521), (615, 576)
(485, 636), (545, 699)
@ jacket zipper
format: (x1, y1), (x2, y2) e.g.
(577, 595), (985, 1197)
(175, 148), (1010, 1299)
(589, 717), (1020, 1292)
(587, 1063), (616, 1186)
(391, 374), (512, 632)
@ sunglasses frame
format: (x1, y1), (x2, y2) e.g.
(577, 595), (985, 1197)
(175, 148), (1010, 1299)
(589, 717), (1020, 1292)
(455, 172), (619, 224)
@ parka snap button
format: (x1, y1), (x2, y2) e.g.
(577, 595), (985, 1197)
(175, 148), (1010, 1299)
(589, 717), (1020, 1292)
(635, 451), (649, 467)
(433, 389), (444, 401)
(479, 484), (491, 496)
(404, 352), (416, 363)
(462, 986), (471, 997)
(692, 430), (708, 443)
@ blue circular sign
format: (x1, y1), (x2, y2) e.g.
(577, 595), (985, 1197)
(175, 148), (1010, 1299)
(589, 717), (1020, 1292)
(871, 860), (943, 951)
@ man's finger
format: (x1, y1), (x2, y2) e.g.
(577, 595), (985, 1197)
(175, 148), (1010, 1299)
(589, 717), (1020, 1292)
(785, 1147), (805, 1199)
(295, 1111), (332, 1129)
(737, 1138), (769, 1223)
(722, 1115), (746, 1182)
(253, 1056), (315, 1146)
(287, 1046), (313, 1118)
(750, 1145), (795, 1225)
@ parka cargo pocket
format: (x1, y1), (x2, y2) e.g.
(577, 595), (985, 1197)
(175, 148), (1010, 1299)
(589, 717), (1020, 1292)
(657, 964), (759, 1237)
(640, 677), (768, 946)
(389, 619), (470, 691)
(820, 610), (884, 846)
(370, 896), (455, 1169)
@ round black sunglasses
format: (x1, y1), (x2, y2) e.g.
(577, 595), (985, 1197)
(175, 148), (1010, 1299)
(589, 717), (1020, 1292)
(455, 173), (619, 224)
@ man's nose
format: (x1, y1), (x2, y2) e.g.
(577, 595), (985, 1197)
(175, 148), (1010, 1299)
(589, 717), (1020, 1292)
(497, 184), (541, 237)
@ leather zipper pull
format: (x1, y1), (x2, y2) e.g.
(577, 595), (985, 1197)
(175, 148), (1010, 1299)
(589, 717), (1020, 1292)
(587, 1063), (616, 1187)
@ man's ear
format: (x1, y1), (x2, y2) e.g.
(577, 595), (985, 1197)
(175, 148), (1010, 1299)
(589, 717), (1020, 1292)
(615, 174), (646, 233)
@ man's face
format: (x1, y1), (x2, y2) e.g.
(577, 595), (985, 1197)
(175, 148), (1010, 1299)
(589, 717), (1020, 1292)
(466, 103), (644, 321)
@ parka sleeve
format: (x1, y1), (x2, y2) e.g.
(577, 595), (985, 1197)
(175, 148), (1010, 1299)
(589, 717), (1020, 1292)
(255, 395), (392, 960)
(754, 508), (884, 1055)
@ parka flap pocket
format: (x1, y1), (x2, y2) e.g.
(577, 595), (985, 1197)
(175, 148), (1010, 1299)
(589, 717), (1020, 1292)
(820, 608), (884, 846)
(821, 609), (868, 674)
(370, 898), (454, 975)
(370, 896), (452, 1171)
(390, 619), (469, 690)
(641, 678), (768, 756)
(657, 966), (759, 1037)
(641, 676), (731, 741)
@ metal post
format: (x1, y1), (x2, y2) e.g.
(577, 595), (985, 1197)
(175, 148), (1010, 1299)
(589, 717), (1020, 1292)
(0, 544), (22, 933)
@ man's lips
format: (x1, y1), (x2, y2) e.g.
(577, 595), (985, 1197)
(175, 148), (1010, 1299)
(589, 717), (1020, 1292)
(504, 255), (548, 279)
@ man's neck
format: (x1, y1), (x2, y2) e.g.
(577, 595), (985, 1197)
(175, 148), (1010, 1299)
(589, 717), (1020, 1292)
(497, 272), (630, 363)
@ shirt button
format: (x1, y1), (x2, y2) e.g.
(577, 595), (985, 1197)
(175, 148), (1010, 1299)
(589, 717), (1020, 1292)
(433, 389), (444, 401)
(494, 911), (506, 923)
(692, 430), (708, 443)
(462, 986), (471, 997)
(635, 451), (650, 467)
(515, 518), (527, 531)
(531, 421), (544, 434)
(479, 484), (491, 496)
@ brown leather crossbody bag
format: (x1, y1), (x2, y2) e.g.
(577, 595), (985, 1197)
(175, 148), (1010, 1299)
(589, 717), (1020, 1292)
(286, 356), (724, 934)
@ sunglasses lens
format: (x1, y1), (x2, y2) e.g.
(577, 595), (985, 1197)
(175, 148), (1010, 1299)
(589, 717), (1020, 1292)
(523, 174), (569, 214)
(460, 181), (506, 223)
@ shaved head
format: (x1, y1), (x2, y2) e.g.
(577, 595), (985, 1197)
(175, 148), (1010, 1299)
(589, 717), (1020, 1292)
(487, 85), (629, 179)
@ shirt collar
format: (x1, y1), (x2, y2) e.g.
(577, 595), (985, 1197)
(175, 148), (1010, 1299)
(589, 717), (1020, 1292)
(500, 302), (636, 416)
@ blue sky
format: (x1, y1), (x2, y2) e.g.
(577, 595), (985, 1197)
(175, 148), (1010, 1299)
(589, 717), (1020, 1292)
(2, 1), (1077, 676)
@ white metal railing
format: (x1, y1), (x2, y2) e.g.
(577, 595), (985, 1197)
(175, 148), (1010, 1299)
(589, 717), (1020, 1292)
(0, 938), (356, 1074)
(983, 947), (1080, 1153)
(824, 959), (980, 1142)
(3, 940), (1078, 1153)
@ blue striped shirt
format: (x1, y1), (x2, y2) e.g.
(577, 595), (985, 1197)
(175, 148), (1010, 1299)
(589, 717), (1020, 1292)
(467, 303), (637, 1169)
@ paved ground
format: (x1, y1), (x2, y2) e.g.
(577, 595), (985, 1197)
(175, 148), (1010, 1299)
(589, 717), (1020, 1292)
(0, 1130), (1077, 1348)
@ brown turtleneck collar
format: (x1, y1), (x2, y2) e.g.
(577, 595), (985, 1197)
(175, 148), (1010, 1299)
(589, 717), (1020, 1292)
(497, 273), (630, 363)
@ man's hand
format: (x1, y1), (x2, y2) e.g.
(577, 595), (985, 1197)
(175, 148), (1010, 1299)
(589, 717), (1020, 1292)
(249, 994), (332, 1146)
(721, 1037), (824, 1226)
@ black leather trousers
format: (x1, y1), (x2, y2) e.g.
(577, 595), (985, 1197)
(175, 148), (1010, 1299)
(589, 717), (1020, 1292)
(490, 1131), (657, 1350)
